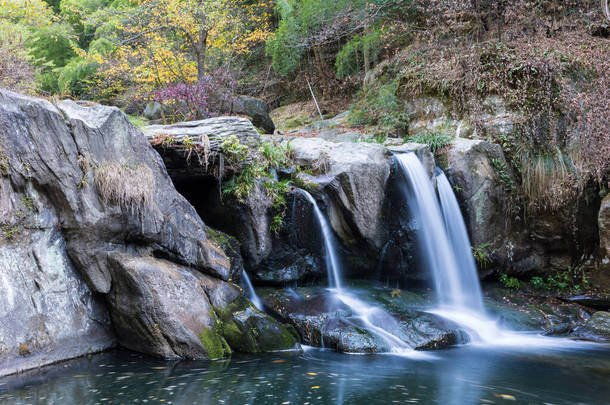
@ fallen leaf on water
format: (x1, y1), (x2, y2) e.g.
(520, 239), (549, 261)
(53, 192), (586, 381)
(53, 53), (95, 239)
(151, 367), (166, 370)
(307, 372), (318, 376)
(311, 386), (320, 389)
(272, 360), (285, 363)
(494, 394), (516, 400)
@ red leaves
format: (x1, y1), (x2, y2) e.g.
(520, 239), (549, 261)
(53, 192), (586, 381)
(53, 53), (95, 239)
(152, 69), (237, 122)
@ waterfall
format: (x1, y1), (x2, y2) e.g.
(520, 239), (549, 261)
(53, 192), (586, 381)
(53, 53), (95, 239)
(241, 270), (263, 311)
(299, 190), (343, 290)
(395, 153), (477, 311)
(436, 170), (485, 313)
(298, 189), (418, 354)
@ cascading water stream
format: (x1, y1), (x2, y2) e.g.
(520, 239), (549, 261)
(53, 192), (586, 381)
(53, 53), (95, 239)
(241, 270), (263, 311)
(395, 153), (578, 348)
(299, 190), (342, 291)
(297, 189), (417, 354)
(435, 170), (485, 314)
(394, 153), (473, 310)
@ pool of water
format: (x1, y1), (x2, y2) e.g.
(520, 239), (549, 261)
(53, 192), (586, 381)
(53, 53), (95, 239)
(1, 343), (609, 405)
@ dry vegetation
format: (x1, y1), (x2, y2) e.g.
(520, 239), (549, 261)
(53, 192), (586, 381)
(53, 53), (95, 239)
(94, 161), (155, 215)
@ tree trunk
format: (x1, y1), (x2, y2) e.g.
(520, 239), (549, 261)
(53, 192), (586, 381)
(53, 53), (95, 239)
(196, 29), (208, 82)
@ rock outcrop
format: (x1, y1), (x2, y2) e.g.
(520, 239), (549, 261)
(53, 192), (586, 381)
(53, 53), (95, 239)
(145, 118), (437, 284)
(445, 137), (602, 276)
(0, 90), (296, 376)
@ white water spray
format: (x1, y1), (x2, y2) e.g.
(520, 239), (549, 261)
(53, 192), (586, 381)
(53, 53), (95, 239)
(241, 270), (263, 311)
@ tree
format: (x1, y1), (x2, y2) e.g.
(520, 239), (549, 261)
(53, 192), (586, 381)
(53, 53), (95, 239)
(112, 0), (273, 85)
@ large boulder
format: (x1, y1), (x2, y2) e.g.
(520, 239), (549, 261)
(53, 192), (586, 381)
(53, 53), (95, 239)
(230, 96), (275, 134)
(288, 138), (392, 276)
(0, 199), (115, 377)
(445, 137), (602, 276)
(444, 138), (521, 274)
(0, 90), (287, 374)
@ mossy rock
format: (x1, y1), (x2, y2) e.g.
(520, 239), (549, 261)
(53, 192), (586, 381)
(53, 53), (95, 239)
(217, 296), (299, 353)
(198, 326), (231, 360)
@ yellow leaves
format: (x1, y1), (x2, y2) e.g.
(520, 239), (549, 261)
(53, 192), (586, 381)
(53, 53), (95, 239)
(307, 372), (318, 375)
(271, 359), (285, 363)
(311, 386), (320, 389)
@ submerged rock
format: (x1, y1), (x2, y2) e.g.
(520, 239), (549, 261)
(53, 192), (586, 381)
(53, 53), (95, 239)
(262, 287), (467, 353)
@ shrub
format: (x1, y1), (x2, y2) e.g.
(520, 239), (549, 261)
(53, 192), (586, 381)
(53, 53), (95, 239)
(152, 70), (237, 122)
(406, 131), (453, 153)
(500, 274), (520, 289)
(94, 161), (154, 215)
(471, 243), (491, 269)
(349, 77), (408, 137)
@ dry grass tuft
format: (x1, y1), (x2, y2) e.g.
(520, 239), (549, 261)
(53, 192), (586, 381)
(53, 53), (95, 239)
(520, 147), (578, 212)
(94, 161), (155, 215)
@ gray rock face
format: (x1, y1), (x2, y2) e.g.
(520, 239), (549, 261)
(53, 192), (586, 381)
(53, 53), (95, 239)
(0, 208), (115, 377)
(444, 138), (521, 275)
(0, 90), (288, 374)
(404, 95), (517, 140)
(289, 138), (391, 270)
(445, 137), (601, 276)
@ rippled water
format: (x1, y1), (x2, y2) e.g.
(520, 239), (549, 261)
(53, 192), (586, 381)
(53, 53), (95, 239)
(2, 345), (609, 405)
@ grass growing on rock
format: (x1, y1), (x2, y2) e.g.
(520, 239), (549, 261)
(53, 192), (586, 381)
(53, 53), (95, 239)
(94, 161), (155, 214)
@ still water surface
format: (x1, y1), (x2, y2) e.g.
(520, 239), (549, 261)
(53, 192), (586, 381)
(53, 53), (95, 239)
(1, 344), (609, 405)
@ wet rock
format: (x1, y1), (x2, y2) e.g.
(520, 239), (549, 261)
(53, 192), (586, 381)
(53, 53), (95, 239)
(215, 295), (300, 353)
(542, 322), (573, 336)
(262, 287), (466, 353)
(571, 311), (610, 343)
(484, 287), (591, 331)
(562, 295), (610, 311)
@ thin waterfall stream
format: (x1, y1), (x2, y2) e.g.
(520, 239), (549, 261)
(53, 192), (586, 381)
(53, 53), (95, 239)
(241, 270), (263, 311)
(298, 189), (417, 354)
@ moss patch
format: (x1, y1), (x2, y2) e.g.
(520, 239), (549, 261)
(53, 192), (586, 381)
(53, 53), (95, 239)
(198, 326), (230, 360)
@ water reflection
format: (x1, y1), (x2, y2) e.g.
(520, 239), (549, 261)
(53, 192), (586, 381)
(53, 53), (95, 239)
(1, 345), (609, 405)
